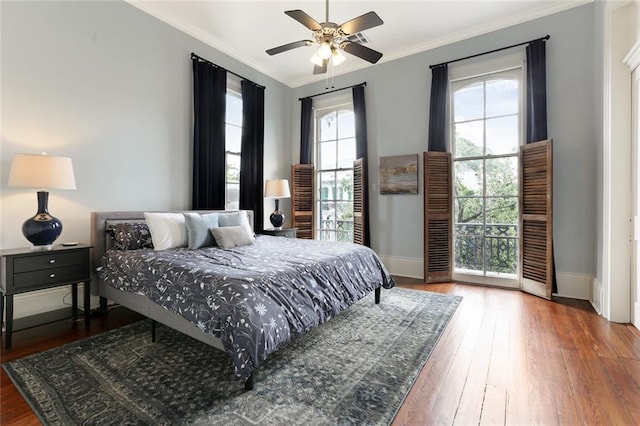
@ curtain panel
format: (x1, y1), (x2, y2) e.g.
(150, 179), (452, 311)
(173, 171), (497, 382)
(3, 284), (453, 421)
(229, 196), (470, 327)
(352, 85), (370, 247)
(526, 39), (548, 143)
(239, 80), (265, 234)
(526, 38), (556, 294)
(428, 64), (449, 152)
(300, 97), (313, 164)
(192, 59), (227, 209)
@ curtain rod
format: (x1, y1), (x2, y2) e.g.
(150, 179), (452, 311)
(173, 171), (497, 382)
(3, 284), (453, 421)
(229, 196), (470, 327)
(429, 35), (550, 69)
(299, 82), (366, 101)
(191, 52), (265, 89)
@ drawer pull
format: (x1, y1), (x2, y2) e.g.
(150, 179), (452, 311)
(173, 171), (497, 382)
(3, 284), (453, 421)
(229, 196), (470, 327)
(49, 273), (56, 278)
(49, 259), (56, 264)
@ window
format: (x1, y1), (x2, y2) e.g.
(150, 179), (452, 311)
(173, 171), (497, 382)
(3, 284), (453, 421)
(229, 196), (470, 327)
(225, 88), (242, 210)
(450, 55), (524, 285)
(315, 103), (356, 242)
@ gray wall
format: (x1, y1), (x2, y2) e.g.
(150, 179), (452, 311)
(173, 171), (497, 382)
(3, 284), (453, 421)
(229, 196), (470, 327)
(292, 3), (597, 279)
(1, 1), (293, 251)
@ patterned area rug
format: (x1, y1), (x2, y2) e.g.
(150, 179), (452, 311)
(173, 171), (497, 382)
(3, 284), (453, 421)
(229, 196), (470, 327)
(4, 287), (461, 425)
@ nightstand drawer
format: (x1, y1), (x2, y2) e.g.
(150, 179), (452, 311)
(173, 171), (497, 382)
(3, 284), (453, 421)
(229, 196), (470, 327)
(13, 264), (86, 289)
(13, 251), (84, 273)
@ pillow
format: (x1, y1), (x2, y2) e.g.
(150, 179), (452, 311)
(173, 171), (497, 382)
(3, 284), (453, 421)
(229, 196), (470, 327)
(111, 222), (153, 250)
(218, 211), (253, 237)
(184, 212), (219, 249)
(210, 226), (255, 249)
(144, 212), (187, 250)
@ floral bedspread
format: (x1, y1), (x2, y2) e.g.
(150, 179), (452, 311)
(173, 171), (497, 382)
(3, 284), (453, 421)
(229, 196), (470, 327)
(98, 235), (395, 381)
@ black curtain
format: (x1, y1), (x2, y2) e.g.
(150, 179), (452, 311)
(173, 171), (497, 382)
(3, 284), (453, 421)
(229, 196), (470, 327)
(526, 38), (555, 294)
(526, 39), (548, 143)
(352, 85), (370, 247)
(300, 97), (313, 164)
(192, 58), (227, 209)
(239, 80), (265, 233)
(428, 64), (448, 152)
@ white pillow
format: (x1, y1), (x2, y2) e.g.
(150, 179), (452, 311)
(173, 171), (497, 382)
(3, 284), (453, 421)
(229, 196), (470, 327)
(144, 212), (187, 250)
(210, 226), (255, 249)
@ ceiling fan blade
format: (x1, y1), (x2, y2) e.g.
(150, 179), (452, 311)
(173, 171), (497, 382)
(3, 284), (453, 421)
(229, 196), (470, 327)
(339, 11), (384, 35)
(342, 42), (383, 64)
(285, 10), (322, 31)
(313, 59), (328, 75)
(266, 40), (313, 56)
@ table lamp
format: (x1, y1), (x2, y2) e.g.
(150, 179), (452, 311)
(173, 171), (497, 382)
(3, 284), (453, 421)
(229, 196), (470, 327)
(264, 179), (291, 229)
(8, 153), (76, 248)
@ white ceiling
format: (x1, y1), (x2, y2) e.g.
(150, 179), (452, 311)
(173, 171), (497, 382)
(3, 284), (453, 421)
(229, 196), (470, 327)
(127, 0), (590, 88)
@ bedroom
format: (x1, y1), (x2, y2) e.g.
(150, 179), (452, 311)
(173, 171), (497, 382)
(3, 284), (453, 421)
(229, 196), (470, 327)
(1, 0), (639, 424)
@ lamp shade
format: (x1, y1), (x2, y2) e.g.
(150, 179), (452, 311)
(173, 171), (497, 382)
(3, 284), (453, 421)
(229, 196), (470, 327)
(264, 179), (291, 199)
(8, 153), (76, 190)
(8, 153), (76, 247)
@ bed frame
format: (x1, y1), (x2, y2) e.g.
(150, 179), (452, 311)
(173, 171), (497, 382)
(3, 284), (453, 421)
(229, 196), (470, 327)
(91, 209), (382, 391)
(90, 210), (258, 390)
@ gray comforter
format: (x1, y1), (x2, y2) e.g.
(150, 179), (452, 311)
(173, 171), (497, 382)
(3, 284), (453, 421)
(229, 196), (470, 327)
(99, 235), (395, 381)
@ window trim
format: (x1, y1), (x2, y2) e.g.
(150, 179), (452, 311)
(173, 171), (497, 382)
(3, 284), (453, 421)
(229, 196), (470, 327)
(314, 101), (356, 242)
(225, 84), (242, 210)
(449, 55), (525, 288)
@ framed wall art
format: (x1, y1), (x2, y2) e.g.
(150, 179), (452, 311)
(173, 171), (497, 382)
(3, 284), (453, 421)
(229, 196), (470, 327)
(379, 154), (418, 194)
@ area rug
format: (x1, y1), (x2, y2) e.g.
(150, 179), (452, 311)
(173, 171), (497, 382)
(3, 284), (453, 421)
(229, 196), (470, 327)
(4, 287), (461, 425)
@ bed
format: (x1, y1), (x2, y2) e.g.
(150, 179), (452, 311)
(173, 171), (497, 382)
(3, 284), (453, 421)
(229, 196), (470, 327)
(91, 210), (395, 390)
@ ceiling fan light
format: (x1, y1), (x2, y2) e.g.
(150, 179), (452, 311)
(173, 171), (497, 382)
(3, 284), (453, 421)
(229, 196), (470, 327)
(332, 47), (346, 66)
(310, 51), (325, 66)
(318, 41), (332, 59)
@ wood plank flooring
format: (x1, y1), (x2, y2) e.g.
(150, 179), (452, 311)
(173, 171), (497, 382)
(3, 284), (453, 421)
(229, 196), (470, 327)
(1, 279), (639, 425)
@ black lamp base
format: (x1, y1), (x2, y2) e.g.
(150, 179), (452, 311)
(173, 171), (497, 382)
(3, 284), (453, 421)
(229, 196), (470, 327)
(269, 199), (285, 229)
(22, 191), (63, 248)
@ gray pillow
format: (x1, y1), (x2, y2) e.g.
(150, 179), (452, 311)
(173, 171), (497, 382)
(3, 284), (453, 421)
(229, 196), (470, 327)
(218, 211), (253, 237)
(210, 226), (255, 249)
(184, 212), (219, 249)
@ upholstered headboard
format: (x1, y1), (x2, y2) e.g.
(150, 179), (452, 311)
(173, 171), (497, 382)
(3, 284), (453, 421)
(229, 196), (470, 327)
(90, 210), (254, 294)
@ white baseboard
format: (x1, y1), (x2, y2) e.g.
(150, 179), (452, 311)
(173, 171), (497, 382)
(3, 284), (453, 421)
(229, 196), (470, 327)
(591, 277), (603, 315)
(378, 255), (592, 301)
(5, 259), (594, 320)
(555, 272), (592, 300)
(8, 283), (98, 320)
(378, 255), (423, 279)
(634, 301), (640, 329)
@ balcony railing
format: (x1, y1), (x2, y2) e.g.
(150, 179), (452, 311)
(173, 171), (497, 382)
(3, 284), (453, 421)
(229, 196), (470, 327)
(455, 223), (518, 274)
(319, 219), (354, 242)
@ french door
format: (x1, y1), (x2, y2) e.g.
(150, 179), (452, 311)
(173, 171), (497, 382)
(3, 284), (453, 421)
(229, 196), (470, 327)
(451, 69), (522, 287)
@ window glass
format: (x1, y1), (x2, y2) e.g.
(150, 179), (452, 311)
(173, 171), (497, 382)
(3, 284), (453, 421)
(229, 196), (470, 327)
(315, 105), (355, 242)
(451, 67), (522, 280)
(453, 81), (484, 122)
(226, 90), (242, 210)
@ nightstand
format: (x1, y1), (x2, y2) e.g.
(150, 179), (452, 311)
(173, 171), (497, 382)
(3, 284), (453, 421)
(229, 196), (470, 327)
(0, 244), (92, 349)
(261, 228), (297, 238)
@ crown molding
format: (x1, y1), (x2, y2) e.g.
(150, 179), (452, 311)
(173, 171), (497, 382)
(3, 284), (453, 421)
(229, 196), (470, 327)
(125, 0), (593, 88)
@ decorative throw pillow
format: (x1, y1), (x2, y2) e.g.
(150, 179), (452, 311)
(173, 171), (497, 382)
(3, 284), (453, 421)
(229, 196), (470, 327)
(218, 211), (254, 237)
(210, 226), (255, 249)
(184, 212), (219, 249)
(111, 222), (153, 250)
(144, 212), (188, 250)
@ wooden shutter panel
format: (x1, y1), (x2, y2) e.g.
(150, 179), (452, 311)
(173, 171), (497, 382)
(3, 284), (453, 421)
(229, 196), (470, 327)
(520, 139), (553, 299)
(353, 158), (366, 245)
(424, 152), (453, 283)
(291, 164), (314, 239)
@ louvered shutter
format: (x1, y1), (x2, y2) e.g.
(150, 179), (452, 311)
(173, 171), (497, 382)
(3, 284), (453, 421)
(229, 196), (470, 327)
(424, 152), (453, 283)
(353, 158), (366, 245)
(291, 164), (314, 239)
(519, 139), (553, 299)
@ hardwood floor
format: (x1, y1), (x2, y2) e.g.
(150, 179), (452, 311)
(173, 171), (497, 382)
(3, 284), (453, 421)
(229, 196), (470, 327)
(1, 279), (639, 425)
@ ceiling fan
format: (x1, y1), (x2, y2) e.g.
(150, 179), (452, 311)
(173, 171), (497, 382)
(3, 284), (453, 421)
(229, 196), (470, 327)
(266, 0), (384, 75)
